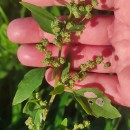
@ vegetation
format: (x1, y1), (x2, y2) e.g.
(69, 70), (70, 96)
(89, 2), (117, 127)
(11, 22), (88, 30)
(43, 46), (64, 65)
(0, 0), (130, 130)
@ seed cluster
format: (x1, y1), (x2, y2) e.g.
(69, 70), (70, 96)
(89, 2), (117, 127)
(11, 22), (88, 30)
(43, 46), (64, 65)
(36, 39), (65, 68)
(36, 0), (111, 89)
(36, 0), (99, 68)
(73, 120), (90, 130)
(70, 0), (98, 19)
(73, 56), (110, 81)
(25, 117), (35, 130)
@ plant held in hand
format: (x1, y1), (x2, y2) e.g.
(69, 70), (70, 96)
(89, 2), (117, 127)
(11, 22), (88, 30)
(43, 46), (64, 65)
(12, 0), (121, 129)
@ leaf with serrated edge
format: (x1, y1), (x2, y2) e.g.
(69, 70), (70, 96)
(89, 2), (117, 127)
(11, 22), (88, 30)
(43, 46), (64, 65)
(13, 68), (46, 105)
(74, 88), (121, 119)
(20, 2), (55, 34)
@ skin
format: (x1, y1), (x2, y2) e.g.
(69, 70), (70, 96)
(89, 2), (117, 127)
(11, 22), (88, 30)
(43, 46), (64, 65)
(7, 0), (130, 107)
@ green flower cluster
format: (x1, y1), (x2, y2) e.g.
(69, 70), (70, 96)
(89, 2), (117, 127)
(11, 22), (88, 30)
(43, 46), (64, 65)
(25, 117), (36, 130)
(35, 93), (47, 107)
(36, 0), (99, 70)
(36, 0), (110, 92)
(73, 120), (90, 130)
(25, 93), (49, 130)
(104, 62), (111, 68)
(73, 56), (110, 81)
(70, 0), (98, 19)
(36, 0), (111, 89)
(51, 19), (71, 44)
(36, 39), (65, 68)
(59, 55), (111, 89)
(61, 74), (75, 88)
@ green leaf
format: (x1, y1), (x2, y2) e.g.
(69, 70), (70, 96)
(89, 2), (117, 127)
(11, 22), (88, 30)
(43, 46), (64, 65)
(12, 104), (22, 124)
(73, 88), (121, 119)
(23, 100), (44, 128)
(73, 92), (93, 116)
(13, 68), (46, 105)
(68, 24), (84, 32)
(54, 93), (72, 127)
(61, 118), (68, 127)
(0, 70), (8, 79)
(61, 55), (70, 77)
(20, 2), (55, 34)
(34, 109), (44, 126)
(60, 118), (68, 130)
(23, 100), (40, 116)
(50, 85), (64, 95)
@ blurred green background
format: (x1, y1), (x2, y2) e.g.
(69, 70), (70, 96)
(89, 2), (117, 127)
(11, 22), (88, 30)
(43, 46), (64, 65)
(0, 0), (130, 130)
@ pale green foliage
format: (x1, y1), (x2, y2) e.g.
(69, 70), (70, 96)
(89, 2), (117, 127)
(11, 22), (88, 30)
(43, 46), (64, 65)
(20, 2), (55, 33)
(73, 88), (121, 119)
(13, 68), (46, 105)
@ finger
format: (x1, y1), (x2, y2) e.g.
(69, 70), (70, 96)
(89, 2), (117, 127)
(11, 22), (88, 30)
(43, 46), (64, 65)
(45, 68), (125, 106)
(7, 15), (114, 45)
(22, 0), (115, 10)
(17, 44), (116, 73)
(7, 17), (55, 44)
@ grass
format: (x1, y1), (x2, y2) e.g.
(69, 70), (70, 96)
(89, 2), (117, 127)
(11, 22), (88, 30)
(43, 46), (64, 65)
(0, 0), (130, 130)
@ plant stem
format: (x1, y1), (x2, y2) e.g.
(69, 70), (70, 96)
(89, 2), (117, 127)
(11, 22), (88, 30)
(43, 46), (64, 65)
(42, 45), (62, 125)
(45, 95), (56, 120)
(42, 95), (56, 130)
(80, 16), (86, 23)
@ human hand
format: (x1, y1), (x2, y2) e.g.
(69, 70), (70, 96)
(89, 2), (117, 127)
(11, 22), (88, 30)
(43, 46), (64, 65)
(7, 0), (130, 107)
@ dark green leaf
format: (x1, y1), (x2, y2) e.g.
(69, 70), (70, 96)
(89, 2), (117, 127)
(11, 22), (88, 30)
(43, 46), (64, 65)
(20, 2), (55, 34)
(13, 68), (46, 105)
(23, 100), (40, 116)
(50, 85), (64, 95)
(0, 70), (8, 79)
(74, 88), (121, 119)
(54, 93), (72, 127)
